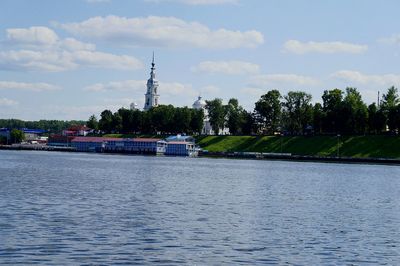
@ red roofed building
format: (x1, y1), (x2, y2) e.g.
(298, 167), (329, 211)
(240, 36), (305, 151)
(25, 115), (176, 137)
(63, 125), (92, 137)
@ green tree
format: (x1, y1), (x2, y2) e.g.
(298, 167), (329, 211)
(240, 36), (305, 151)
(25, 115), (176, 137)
(342, 87), (368, 134)
(254, 90), (282, 134)
(10, 129), (25, 144)
(241, 110), (256, 135)
(117, 108), (133, 133)
(151, 105), (175, 134)
(112, 111), (122, 133)
(205, 98), (225, 135)
(87, 114), (98, 131)
(98, 110), (114, 133)
(173, 107), (192, 133)
(368, 103), (386, 134)
(226, 98), (244, 135)
(190, 108), (204, 135)
(381, 86), (399, 132)
(282, 91), (313, 134)
(322, 89), (344, 133)
(313, 103), (324, 135)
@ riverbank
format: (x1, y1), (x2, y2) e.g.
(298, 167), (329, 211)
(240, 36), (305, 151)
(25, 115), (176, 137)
(2, 135), (400, 165)
(196, 135), (400, 159)
(200, 151), (400, 165)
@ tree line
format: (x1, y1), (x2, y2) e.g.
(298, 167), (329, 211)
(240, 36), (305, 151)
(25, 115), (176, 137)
(88, 87), (400, 135)
(2, 86), (399, 137)
(90, 105), (205, 135)
(0, 119), (85, 133)
(89, 86), (400, 136)
(204, 86), (400, 135)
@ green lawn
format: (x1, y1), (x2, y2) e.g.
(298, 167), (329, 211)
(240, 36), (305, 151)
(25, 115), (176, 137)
(196, 135), (400, 159)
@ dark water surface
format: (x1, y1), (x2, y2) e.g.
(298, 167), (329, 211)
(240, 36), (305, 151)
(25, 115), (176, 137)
(1, 150), (400, 265)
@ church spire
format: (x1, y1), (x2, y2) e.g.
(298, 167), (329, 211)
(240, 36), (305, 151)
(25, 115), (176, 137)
(150, 51), (156, 79)
(144, 52), (159, 111)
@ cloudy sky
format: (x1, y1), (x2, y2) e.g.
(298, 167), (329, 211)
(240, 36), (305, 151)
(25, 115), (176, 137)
(1, 0), (400, 120)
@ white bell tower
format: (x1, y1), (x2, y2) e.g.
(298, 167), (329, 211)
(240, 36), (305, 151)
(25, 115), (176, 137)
(144, 52), (159, 111)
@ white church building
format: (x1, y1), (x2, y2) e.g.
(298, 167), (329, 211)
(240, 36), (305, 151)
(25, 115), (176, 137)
(132, 54), (229, 135)
(143, 53), (159, 111)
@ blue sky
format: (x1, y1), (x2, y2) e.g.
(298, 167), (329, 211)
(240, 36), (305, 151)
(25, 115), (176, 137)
(1, 0), (400, 120)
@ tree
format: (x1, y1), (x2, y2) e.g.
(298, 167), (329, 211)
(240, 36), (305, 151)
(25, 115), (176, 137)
(368, 103), (386, 134)
(112, 112), (122, 133)
(313, 103), (324, 135)
(226, 98), (244, 135)
(87, 114), (98, 131)
(173, 107), (192, 133)
(190, 108), (204, 135)
(205, 98), (225, 135)
(150, 105), (175, 134)
(282, 91), (313, 134)
(98, 110), (114, 133)
(254, 90), (282, 134)
(10, 129), (25, 144)
(131, 110), (143, 133)
(381, 86), (399, 109)
(322, 89), (344, 133)
(241, 110), (256, 135)
(342, 87), (368, 134)
(381, 86), (399, 132)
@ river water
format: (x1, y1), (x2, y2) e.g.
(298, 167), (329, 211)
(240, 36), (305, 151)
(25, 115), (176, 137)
(1, 150), (400, 265)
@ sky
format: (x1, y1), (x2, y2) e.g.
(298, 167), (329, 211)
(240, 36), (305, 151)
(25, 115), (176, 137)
(1, 0), (400, 120)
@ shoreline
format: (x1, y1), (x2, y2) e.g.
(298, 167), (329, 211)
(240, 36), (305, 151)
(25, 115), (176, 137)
(2, 144), (400, 166)
(200, 151), (400, 166)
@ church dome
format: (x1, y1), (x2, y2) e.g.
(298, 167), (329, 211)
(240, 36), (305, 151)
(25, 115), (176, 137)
(192, 96), (206, 110)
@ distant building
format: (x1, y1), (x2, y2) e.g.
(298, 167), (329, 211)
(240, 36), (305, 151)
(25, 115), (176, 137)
(192, 96), (213, 135)
(192, 96), (229, 135)
(0, 128), (10, 143)
(48, 135), (75, 147)
(71, 136), (167, 154)
(165, 141), (196, 156)
(62, 125), (91, 136)
(144, 53), (159, 111)
(22, 128), (47, 141)
(165, 134), (195, 143)
(130, 102), (138, 110)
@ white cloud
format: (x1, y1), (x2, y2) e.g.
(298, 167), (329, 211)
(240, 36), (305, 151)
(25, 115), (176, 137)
(331, 70), (400, 87)
(61, 15), (264, 49)
(0, 98), (18, 106)
(84, 80), (146, 92)
(61, 38), (96, 51)
(0, 81), (61, 91)
(145, 0), (238, 5)
(283, 40), (368, 54)
(192, 60), (260, 75)
(0, 49), (142, 72)
(6, 26), (59, 47)
(84, 79), (196, 96)
(200, 85), (220, 94)
(240, 87), (264, 97)
(378, 34), (400, 46)
(0, 26), (143, 72)
(249, 74), (320, 88)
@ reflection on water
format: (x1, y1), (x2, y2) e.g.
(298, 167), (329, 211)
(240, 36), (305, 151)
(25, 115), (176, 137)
(1, 150), (400, 265)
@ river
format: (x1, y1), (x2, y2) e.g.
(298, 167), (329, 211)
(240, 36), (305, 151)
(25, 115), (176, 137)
(1, 150), (400, 265)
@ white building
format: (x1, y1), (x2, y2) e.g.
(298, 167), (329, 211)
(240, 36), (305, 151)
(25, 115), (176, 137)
(144, 53), (159, 111)
(130, 102), (138, 110)
(192, 96), (229, 135)
(192, 96), (213, 135)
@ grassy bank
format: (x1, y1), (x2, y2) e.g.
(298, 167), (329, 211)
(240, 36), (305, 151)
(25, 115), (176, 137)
(196, 135), (400, 159)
